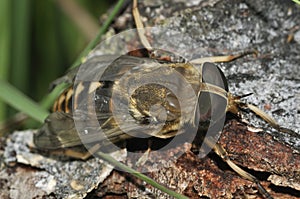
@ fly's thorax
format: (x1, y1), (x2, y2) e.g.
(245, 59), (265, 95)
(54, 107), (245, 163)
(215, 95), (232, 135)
(108, 59), (201, 139)
(129, 84), (181, 123)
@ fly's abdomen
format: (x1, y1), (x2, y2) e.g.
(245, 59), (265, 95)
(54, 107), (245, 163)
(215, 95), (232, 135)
(52, 86), (74, 113)
(52, 81), (108, 115)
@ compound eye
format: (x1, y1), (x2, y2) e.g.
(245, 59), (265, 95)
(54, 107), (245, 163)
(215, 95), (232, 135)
(202, 62), (228, 92)
(197, 92), (227, 124)
(197, 62), (228, 129)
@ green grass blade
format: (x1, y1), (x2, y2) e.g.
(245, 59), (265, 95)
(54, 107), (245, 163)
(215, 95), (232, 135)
(0, 0), (11, 120)
(0, 0), (126, 124)
(0, 80), (49, 123)
(10, 0), (30, 94)
(71, 0), (126, 69)
(96, 150), (189, 199)
(39, 83), (68, 110)
(292, 0), (300, 5)
(40, 0), (126, 110)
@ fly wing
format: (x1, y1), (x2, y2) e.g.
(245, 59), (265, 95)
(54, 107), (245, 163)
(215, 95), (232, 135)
(34, 110), (155, 150)
(75, 55), (158, 83)
(49, 54), (121, 91)
(34, 112), (81, 149)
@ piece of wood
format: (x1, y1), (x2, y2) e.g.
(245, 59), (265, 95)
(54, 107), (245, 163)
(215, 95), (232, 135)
(89, 120), (299, 199)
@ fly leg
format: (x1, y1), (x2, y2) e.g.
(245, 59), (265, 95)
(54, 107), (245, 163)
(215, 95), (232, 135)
(190, 50), (257, 65)
(132, 0), (152, 51)
(50, 144), (101, 160)
(205, 137), (273, 199)
(227, 93), (297, 136)
(63, 149), (92, 160)
(136, 139), (152, 167)
(133, 0), (257, 65)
